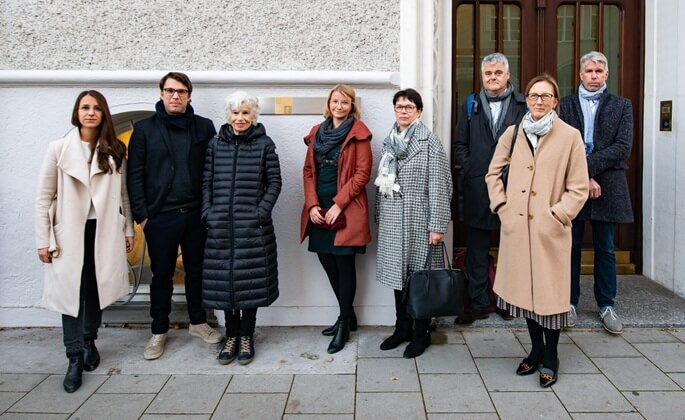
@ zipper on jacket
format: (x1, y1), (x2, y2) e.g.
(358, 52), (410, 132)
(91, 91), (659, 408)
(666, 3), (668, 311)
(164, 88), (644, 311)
(228, 138), (239, 310)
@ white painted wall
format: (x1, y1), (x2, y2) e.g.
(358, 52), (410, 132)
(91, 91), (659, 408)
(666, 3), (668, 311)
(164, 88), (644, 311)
(0, 71), (407, 327)
(643, 0), (685, 297)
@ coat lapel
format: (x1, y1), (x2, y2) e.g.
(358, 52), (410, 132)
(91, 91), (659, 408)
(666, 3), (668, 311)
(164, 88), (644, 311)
(56, 128), (90, 187)
(154, 117), (175, 160)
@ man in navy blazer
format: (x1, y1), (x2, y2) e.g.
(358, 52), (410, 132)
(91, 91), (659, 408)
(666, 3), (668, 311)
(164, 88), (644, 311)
(559, 51), (634, 334)
(127, 72), (222, 359)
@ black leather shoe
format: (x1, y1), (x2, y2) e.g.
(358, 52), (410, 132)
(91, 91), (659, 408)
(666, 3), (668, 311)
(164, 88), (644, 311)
(238, 336), (255, 365)
(454, 308), (489, 325)
(327, 319), (350, 354)
(218, 337), (238, 365)
(403, 333), (431, 358)
(496, 308), (515, 321)
(63, 355), (83, 393)
(83, 340), (100, 372)
(322, 312), (358, 336)
(516, 357), (541, 376)
(539, 359), (559, 387)
(380, 319), (413, 350)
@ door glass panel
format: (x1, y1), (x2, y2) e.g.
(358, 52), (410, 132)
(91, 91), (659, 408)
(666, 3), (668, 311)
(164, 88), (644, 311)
(603, 5), (621, 94)
(455, 4), (474, 115)
(579, 5), (599, 56)
(557, 5), (575, 98)
(479, 4), (497, 62)
(502, 4), (521, 89)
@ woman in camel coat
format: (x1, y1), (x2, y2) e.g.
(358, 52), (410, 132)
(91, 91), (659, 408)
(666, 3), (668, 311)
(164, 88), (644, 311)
(35, 90), (134, 393)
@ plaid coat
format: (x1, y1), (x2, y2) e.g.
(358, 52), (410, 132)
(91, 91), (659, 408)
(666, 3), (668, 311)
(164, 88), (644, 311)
(375, 121), (453, 290)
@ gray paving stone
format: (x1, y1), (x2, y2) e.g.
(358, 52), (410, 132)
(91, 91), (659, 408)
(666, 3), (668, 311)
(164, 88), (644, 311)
(421, 373), (494, 413)
(567, 331), (640, 357)
(282, 415), (353, 420)
(670, 329), (685, 343)
(140, 416), (209, 420)
(593, 357), (680, 391)
(0, 392), (24, 412)
(439, 329), (466, 344)
(7, 374), (107, 413)
(551, 373), (633, 412)
(226, 374), (293, 393)
(416, 344), (477, 374)
(0, 374), (47, 392)
(558, 343), (599, 374)
(622, 328), (681, 343)
(491, 391), (571, 420)
(97, 374), (170, 393)
(668, 373), (685, 390)
(569, 414), (643, 420)
(623, 390), (685, 420)
(633, 342), (685, 372)
(474, 358), (544, 392)
(355, 392), (425, 420)
(463, 331), (526, 358)
(70, 393), (153, 420)
(285, 375), (354, 414)
(0, 414), (68, 419)
(357, 329), (404, 358)
(213, 393), (287, 420)
(146, 374), (229, 414)
(427, 414), (498, 420)
(356, 358), (420, 392)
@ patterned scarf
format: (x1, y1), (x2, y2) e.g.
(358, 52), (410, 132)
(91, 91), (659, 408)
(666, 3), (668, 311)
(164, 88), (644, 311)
(522, 110), (556, 153)
(578, 83), (607, 155)
(479, 83), (514, 136)
(313, 117), (354, 162)
(375, 119), (419, 197)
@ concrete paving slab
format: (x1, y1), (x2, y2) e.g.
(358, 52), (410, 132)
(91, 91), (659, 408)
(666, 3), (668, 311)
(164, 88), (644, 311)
(551, 373), (633, 413)
(621, 328), (681, 343)
(0, 414), (68, 420)
(145, 374), (229, 414)
(567, 331), (641, 357)
(0, 392), (24, 413)
(668, 373), (685, 390)
(557, 343), (599, 374)
(357, 328), (404, 358)
(415, 344), (477, 374)
(462, 331), (526, 358)
(355, 392), (425, 420)
(6, 374), (107, 413)
(474, 358), (545, 392)
(593, 357), (680, 391)
(439, 329), (466, 344)
(623, 390), (685, 420)
(71, 393), (154, 420)
(569, 414), (643, 420)
(226, 374), (293, 393)
(140, 416), (209, 420)
(420, 373), (494, 413)
(285, 374), (354, 414)
(491, 391), (571, 420)
(671, 329), (685, 342)
(0, 374), (47, 392)
(97, 374), (170, 393)
(213, 393), (288, 420)
(282, 415), (353, 420)
(356, 358), (420, 392)
(427, 414), (498, 420)
(633, 342), (685, 372)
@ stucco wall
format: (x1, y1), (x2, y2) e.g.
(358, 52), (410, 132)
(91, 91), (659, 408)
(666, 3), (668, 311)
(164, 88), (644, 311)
(0, 0), (399, 71)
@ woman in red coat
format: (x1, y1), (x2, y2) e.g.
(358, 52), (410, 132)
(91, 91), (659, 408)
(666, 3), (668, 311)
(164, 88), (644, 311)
(300, 84), (373, 354)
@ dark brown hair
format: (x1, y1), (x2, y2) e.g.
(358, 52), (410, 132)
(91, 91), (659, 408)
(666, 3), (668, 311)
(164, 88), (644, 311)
(159, 71), (193, 94)
(71, 90), (126, 173)
(392, 88), (423, 111)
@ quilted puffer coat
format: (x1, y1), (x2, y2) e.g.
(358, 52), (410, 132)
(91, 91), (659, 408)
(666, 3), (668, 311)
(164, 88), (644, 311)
(201, 123), (282, 310)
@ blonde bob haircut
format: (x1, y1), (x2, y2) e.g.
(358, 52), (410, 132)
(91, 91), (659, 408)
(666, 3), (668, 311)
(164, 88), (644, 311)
(323, 84), (361, 120)
(225, 91), (260, 125)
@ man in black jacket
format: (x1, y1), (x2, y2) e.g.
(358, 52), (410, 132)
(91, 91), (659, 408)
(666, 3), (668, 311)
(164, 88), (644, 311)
(127, 72), (222, 359)
(560, 51), (633, 334)
(452, 53), (527, 324)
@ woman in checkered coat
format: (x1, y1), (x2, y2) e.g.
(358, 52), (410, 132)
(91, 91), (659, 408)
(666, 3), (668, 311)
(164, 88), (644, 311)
(375, 89), (453, 358)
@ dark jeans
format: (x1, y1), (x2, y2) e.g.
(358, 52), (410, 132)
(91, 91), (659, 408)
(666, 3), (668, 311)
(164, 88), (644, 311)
(317, 253), (357, 321)
(145, 208), (207, 334)
(224, 309), (258, 337)
(571, 220), (617, 308)
(62, 220), (101, 357)
(465, 226), (493, 312)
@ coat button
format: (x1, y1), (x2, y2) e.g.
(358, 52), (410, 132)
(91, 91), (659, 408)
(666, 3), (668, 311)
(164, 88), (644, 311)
(531, 191), (537, 196)
(528, 165), (534, 170)
(528, 214), (534, 219)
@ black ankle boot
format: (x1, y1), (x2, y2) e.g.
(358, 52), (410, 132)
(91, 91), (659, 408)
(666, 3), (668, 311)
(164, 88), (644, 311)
(322, 311), (358, 336)
(403, 321), (431, 358)
(327, 319), (350, 354)
(380, 319), (413, 350)
(238, 336), (255, 365)
(63, 354), (84, 393)
(83, 340), (100, 372)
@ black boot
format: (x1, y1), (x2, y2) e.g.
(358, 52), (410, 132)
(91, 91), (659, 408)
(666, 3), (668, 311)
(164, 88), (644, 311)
(380, 318), (413, 350)
(322, 310), (358, 336)
(327, 319), (350, 354)
(63, 354), (83, 393)
(238, 336), (255, 365)
(83, 340), (100, 372)
(403, 320), (431, 358)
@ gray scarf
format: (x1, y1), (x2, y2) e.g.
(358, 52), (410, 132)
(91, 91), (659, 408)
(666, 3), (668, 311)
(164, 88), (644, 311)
(578, 83), (607, 155)
(479, 83), (514, 136)
(375, 119), (419, 197)
(522, 110), (555, 153)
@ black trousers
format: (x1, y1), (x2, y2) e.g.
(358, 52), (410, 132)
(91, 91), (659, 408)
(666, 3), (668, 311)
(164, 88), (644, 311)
(317, 253), (357, 321)
(144, 208), (207, 334)
(62, 220), (101, 357)
(465, 226), (493, 312)
(224, 309), (258, 337)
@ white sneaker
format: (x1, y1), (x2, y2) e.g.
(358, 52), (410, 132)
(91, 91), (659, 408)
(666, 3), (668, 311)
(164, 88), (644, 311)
(599, 306), (623, 334)
(567, 305), (577, 327)
(189, 323), (223, 344)
(144, 333), (168, 360)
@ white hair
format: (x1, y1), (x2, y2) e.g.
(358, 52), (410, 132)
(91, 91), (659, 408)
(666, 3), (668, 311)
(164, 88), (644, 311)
(224, 91), (260, 124)
(481, 52), (509, 73)
(580, 51), (609, 73)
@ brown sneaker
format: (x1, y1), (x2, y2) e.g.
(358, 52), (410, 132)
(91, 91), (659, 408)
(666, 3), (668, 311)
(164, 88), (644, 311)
(144, 333), (168, 360)
(189, 323), (223, 344)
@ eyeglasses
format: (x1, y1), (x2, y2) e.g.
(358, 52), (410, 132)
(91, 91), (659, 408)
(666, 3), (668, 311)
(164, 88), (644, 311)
(162, 88), (189, 97)
(526, 93), (555, 103)
(394, 104), (417, 113)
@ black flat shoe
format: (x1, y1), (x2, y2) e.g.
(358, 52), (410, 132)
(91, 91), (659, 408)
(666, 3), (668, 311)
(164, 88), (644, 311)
(516, 357), (541, 376)
(83, 340), (100, 372)
(454, 308), (489, 325)
(496, 308), (515, 321)
(539, 359), (559, 387)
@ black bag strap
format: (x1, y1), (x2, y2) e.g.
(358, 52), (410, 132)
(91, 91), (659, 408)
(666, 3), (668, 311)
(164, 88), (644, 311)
(422, 242), (453, 271)
(508, 124), (520, 159)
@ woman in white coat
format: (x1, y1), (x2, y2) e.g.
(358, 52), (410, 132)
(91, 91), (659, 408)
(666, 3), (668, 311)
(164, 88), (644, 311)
(35, 90), (134, 393)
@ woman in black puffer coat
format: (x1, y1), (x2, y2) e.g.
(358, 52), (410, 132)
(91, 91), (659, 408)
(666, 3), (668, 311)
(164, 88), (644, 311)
(202, 91), (282, 365)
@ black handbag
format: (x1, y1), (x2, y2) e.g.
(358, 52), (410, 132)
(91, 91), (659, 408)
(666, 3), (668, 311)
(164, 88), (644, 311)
(403, 243), (467, 319)
(501, 123), (520, 190)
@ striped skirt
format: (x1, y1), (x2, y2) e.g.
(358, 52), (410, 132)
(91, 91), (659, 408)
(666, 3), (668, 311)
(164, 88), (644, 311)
(497, 297), (569, 330)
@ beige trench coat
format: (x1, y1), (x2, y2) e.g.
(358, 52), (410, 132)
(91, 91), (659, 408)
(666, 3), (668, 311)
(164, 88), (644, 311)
(486, 114), (589, 316)
(35, 128), (134, 317)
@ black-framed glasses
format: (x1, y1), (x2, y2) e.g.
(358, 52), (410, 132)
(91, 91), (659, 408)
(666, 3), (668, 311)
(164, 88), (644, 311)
(162, 88), (189, 97)
(394, 104), (417, 112)
(526, 93), (555, 103)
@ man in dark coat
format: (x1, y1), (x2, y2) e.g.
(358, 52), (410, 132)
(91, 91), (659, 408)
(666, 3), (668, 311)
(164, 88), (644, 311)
(127, 72), (222, 360)
(452, 52), (527, 324)
(559, 51), (634, 334)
